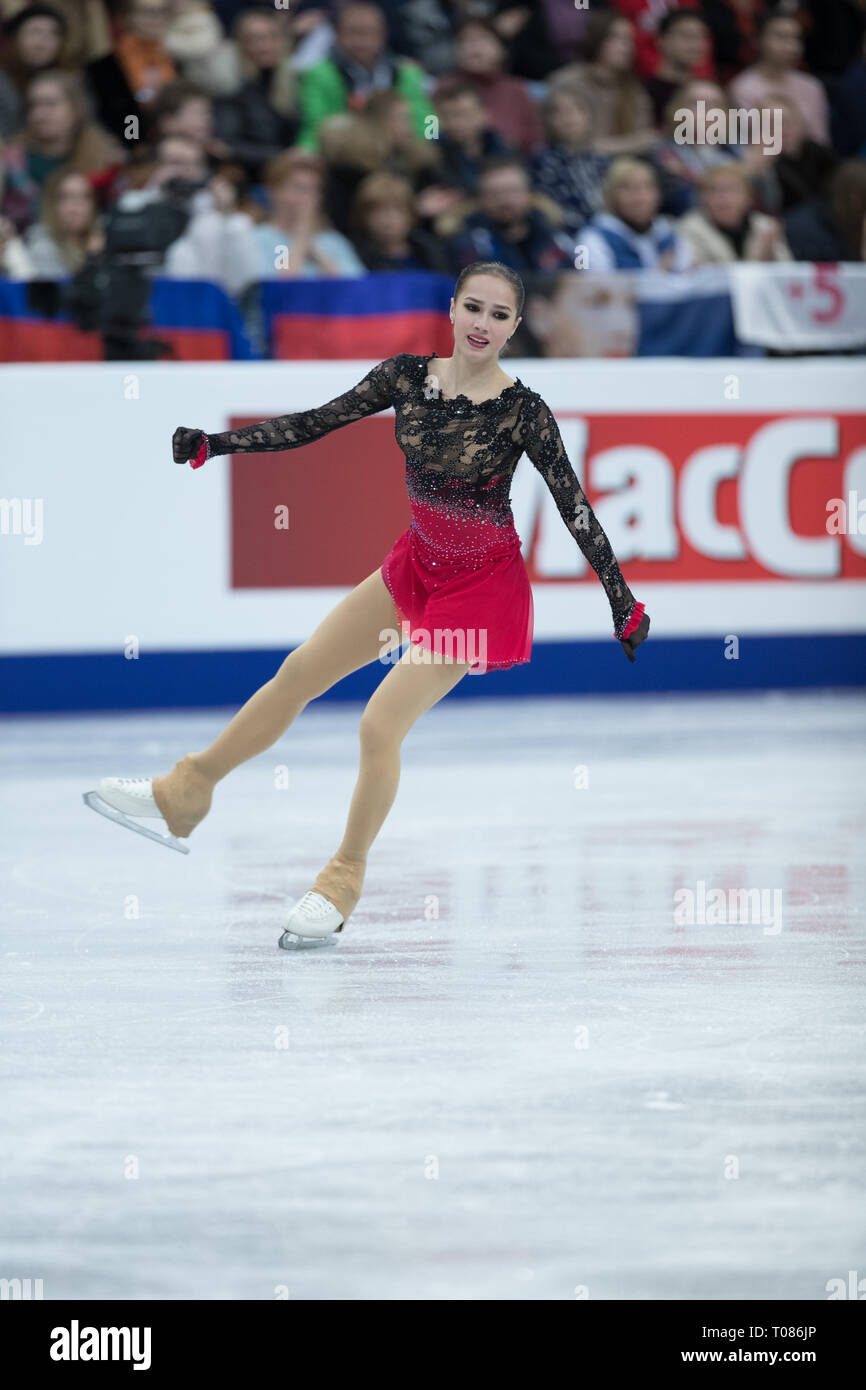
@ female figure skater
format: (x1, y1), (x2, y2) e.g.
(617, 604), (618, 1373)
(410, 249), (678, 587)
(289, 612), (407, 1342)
(87, 260), (650, 946)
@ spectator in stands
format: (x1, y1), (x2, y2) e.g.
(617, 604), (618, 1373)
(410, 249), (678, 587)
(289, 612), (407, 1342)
(0, 0), (113, 69)
(729, 11), (830, 148)
(316, 108), (385, 235)
(645, 10), (712, 126)
(785, 157), (866, 262)
(798, 0), (866, 93)
(349, 169), (449, 270)
(87, 0), (180, 143)
(497, 0), (585, 82)
(0, 3), (68, 140)
(831, 29), (866, 159)
(550, 11), (656, 156)
(388, 0), (463, 77)
(108, 131), (265, 295)
(148, 79), (233, 163)
(530, 86), (608, 241)
(203, 9), (299, 180)
(605, 0), (712, 82)
(433, 80), (513, 195)
(698, 0), (767, 86)
(180, 3), (295, 103)
(577, 156), (693, 270)
(678, 162), (791, 263)
(0, 69), (123, 231)
(21, 164), (105, 274)
(440, 18), (543, 155)
(161, 0), (227, 78)
(744, 93), (837, 216)
(312, 86), (441, 234)
(390, 0), (565, 82)
(240, 147), (366, 277)
(444, 153), (574, 273)
(296, 2), (429, 151)
(652, 80), (743, 217)
(362, 89), (440, 187)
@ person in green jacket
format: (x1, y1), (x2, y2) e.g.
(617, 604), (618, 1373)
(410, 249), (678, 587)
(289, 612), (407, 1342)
(297, 1), (432, 152)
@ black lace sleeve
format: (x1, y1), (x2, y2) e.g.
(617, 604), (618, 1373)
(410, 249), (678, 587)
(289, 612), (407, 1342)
(206, 355), (401, 457)
(521, 392), (637, 637)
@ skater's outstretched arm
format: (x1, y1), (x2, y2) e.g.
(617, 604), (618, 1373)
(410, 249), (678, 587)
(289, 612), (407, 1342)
(172, 355), (401, 467)
(521, 392), (650, 657)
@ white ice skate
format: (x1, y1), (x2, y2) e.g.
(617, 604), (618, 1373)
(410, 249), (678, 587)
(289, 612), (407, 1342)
(82, 777), (191, 854)
(278, 891), (345, 948)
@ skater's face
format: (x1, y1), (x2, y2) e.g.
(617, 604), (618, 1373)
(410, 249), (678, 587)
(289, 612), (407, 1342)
(450, 273), (521, 360)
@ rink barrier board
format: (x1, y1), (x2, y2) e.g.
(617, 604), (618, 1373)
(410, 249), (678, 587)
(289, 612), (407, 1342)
(2, 359), (865, 712)
(2, 635), (865, 714)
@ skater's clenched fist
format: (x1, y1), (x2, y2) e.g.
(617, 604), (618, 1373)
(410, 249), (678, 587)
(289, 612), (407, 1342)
(172, 426), (210, 468)
(619, 610), (650, 663)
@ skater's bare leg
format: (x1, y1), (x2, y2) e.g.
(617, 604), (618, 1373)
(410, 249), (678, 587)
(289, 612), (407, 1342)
(310, 644), (472, 922)
(152, 569), (402, 836)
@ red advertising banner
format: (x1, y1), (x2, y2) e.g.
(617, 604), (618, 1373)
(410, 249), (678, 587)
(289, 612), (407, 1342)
(230, 410), (866, 589)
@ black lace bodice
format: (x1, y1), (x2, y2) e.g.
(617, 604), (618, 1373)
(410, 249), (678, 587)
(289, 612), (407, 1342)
(206, 352), (637, 634)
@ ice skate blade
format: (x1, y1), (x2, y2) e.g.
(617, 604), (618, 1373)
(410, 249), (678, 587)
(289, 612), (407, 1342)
(82, 791), (191, 854)
(277, 929), (341, 951)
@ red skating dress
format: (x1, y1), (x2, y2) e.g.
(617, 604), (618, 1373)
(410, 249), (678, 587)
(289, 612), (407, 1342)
(203, 353), (640, 673)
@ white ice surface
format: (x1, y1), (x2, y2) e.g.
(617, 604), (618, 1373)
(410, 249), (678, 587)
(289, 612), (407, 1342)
(1, 690), (864, 1300)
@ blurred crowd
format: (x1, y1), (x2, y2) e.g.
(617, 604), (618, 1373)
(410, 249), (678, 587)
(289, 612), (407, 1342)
(1, 0), (865, 298)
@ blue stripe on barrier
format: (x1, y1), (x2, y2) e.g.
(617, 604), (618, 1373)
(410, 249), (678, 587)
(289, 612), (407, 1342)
(1, 636), (864, 713)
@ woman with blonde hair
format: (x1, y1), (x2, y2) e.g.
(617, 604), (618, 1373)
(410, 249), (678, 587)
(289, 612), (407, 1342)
(678, 163), (791, 264)
(0, 68), (123, 231)
(22, 163), (105, 275)
(350, 170), (449, 271)
(242, 146), (365, 279)
(578, 156), (693, 272)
